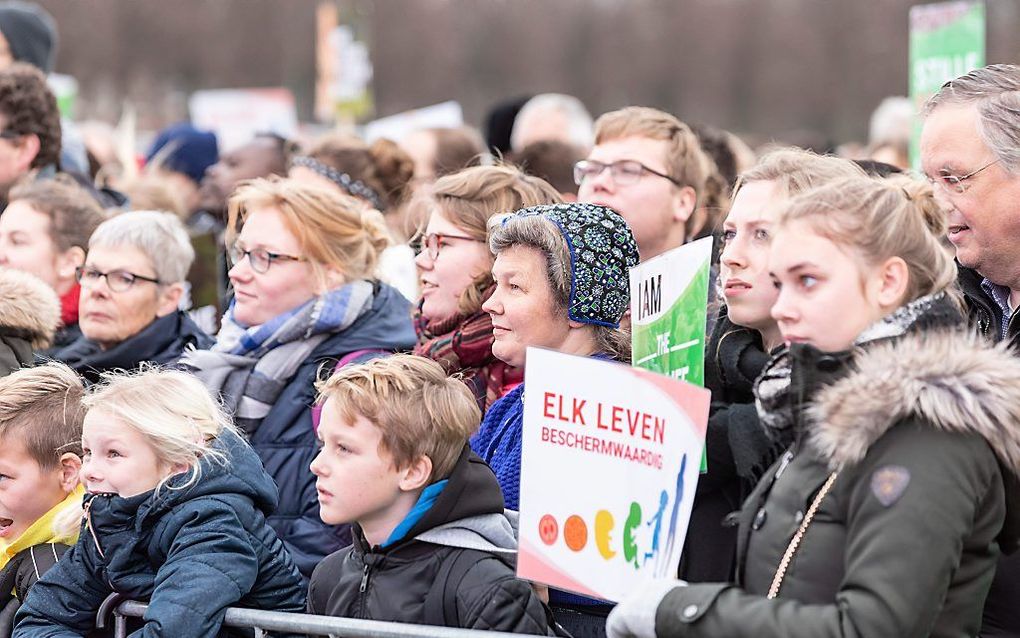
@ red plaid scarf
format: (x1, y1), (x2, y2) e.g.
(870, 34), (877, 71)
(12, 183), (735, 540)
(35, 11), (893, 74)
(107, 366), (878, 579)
(413, 305), (523, 412)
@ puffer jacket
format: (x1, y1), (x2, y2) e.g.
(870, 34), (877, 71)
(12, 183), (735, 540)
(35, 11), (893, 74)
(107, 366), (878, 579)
(13, 429), (306, 637)
(308, 446), (558, 635)
(0, 268), (60, 376)
(654, 325), (1020, 637)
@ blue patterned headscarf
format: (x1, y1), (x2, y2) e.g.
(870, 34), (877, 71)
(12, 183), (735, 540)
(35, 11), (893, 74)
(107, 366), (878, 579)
(502, 202), (640, 328)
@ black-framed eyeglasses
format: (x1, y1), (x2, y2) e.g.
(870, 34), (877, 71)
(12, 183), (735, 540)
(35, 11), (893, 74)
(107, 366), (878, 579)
(228, 245), (305, 274)
(573, 159), (682, 187)
(421, 232), (485, 261)
(926, 158), (1001, 194)
(75, 266), (162, 292)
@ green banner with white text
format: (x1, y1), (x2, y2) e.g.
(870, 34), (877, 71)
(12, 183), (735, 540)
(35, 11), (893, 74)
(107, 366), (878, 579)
(909, 1), (985, 168)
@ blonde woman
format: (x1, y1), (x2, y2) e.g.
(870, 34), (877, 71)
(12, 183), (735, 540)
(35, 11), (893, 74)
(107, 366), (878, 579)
(686, 150), (865, 583)
(183, 177), (416, 578)
(16, 368), (305, 637)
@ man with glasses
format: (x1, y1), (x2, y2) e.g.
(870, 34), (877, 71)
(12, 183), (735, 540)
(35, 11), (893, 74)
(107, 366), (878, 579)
(576, 106), (712, 261)
(920, 63), (1020, 638)
(921, 65), (1020, 348)
(0, 62), (60, 208)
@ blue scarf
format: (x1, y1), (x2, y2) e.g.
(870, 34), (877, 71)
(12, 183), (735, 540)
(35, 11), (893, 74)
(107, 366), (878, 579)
(183, 281), (375, 432)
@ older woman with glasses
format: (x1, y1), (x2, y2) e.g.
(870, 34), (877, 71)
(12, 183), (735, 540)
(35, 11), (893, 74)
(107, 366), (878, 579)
(51, 211), (213, 382)
(412, 164), (561, 410)
(182, 176), (415, 580)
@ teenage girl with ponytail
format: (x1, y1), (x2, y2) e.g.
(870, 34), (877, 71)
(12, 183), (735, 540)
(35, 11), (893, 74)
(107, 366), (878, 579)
(182, 176), (415, 580)
(608, 175), (1020, 638)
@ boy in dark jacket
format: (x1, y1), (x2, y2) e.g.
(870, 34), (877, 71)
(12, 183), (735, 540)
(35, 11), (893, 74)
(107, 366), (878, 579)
(0, 364), (86, 638)
(307, 354), (559, 635)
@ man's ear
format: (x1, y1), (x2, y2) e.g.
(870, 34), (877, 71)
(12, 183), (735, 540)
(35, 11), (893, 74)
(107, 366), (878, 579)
(399, 455), (433, 492)
(13, 134), (41, 173)
(670, 185), (697, 224)
(57, 452), (82, 493)
(156, 282), (185, 316)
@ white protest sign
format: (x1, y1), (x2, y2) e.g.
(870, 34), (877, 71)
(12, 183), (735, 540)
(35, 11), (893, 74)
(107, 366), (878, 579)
(362, 100), (463, 143)
(189, 88), (299, 152)
(517, 348), (709, 602)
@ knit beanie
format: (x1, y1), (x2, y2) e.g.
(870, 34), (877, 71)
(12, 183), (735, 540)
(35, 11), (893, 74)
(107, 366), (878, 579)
(146, 123), (219, 184)
(0, 1), (56, 73)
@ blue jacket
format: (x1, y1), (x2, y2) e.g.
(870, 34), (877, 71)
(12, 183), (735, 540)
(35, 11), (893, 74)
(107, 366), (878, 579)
(14, 429), (305, 637)
(253, 282), (416, 579)
(472, 373), (612, 610)
(471, 384), (525, 510)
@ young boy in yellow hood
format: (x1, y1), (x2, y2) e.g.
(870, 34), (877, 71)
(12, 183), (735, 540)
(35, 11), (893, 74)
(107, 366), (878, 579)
(0, 363), (85, 631)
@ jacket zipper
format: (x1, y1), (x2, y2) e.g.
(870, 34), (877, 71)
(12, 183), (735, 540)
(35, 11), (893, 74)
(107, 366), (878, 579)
(774, 449), (795, 480)
(357, 562), (371, 618)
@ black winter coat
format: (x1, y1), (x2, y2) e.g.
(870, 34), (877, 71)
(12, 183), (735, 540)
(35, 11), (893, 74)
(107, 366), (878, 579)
(14, 429), (306, 637)
(307, 447), (558, 635)
(680, 308), (777, 583)
(51, 310), (212, 383)
(957, 264), (1020, 637)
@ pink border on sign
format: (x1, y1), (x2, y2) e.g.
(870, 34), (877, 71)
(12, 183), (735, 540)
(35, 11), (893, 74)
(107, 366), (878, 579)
(627, 367), (711, 438)
(518, 538), (607, 600)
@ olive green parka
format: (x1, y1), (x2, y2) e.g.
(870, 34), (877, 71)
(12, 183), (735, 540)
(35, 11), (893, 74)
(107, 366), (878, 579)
(656, 329), (1020, 638)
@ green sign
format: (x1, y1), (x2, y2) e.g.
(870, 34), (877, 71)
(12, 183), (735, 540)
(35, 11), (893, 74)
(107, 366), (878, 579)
(630, 238), (712, 470)
(909, 1), (985, 167)
(630, 238), (712, 385)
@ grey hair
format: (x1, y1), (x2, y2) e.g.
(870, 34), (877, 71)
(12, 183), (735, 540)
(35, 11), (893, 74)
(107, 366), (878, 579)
(88, 210), (195, 283)
(923, 64), (1020, 174)
(511, 93), (594, 151)
(487, 213), (631, 362)
(868, 96), (913, 146)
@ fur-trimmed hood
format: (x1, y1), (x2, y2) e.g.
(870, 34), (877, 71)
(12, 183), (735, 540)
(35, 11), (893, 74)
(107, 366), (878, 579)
(0, 267), (60, 349)
(810, 330), (1020, 478)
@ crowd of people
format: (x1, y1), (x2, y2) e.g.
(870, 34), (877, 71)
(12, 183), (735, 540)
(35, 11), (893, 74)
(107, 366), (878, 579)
(0, 3), (1017, 637)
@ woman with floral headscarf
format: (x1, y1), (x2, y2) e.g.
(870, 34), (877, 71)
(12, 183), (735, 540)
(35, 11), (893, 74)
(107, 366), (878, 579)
(471, 202), (640, 638)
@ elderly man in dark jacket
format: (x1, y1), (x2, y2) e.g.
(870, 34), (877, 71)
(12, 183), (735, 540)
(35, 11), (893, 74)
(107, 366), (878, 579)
(919, 63), (1020, 638)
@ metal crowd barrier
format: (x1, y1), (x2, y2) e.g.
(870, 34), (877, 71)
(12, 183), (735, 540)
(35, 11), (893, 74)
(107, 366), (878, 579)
(107, 599), (529, 638)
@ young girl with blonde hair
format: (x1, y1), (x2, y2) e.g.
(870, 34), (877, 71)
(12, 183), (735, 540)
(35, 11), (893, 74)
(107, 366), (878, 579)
(608, 175), (1020, 638)
(16, 368), (305, 636)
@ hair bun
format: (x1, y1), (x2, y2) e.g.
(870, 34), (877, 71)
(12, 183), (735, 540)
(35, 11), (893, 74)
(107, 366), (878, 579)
(368, 138), (415, 206)
(887, 175), (946, 236)
(359, 207), (394, 255)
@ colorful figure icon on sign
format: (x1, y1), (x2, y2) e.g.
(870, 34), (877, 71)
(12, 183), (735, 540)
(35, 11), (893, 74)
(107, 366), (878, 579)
(537, 453), (689, 572)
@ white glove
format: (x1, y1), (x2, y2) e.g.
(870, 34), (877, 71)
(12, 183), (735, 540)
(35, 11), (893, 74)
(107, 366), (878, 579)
(606, 578), (687, 638)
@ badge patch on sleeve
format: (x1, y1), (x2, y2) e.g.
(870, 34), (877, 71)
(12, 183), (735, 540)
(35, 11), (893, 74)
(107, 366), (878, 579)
(870, 465), (911, 507)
